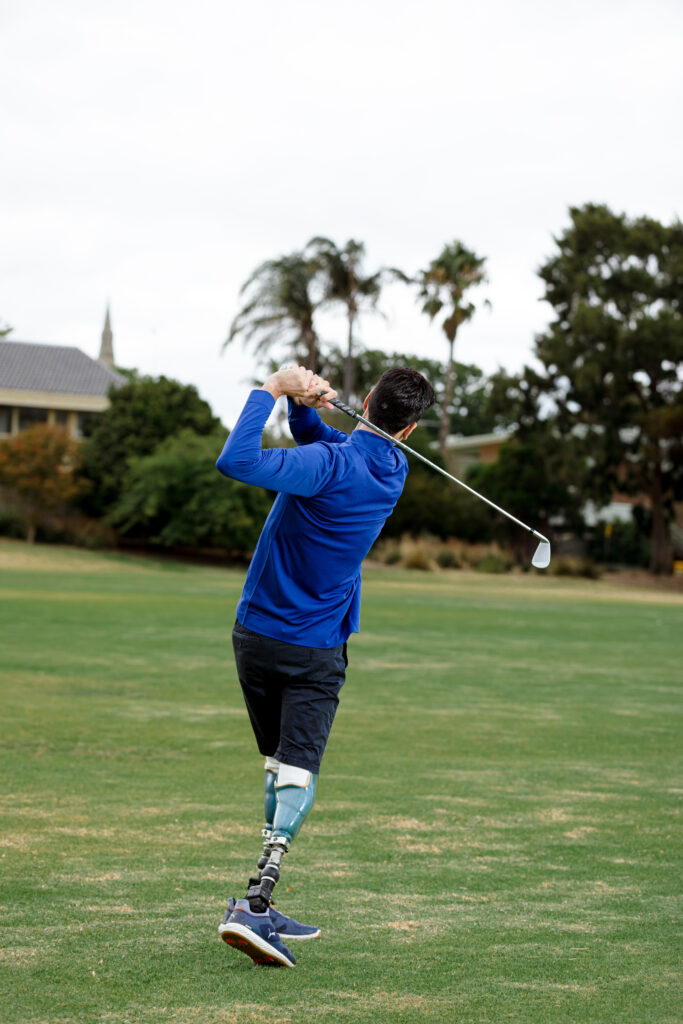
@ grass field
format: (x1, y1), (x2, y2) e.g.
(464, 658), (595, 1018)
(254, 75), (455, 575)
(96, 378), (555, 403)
(1, 540), (681, 1024)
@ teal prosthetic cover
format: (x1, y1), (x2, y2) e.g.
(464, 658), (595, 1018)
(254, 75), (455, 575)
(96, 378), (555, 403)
(264, 770), (277, 829)
(272, 766), (318, 845)
(247, 763), (318, 912)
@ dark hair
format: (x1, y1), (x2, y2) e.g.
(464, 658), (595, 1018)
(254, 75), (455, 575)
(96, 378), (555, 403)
(367, 367), (435, 434)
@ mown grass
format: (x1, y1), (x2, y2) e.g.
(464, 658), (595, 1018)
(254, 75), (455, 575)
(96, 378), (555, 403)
(0, 540), (681, 1023)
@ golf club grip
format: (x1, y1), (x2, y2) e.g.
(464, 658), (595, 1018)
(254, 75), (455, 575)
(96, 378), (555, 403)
(328, 397), (360, 419)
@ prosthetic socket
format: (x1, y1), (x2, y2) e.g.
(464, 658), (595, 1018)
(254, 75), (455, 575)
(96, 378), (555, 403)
(246, 757), (317, 912)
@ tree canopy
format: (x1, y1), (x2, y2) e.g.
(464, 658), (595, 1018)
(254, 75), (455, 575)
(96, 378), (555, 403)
(533, 203), (683, 572)
(225, 251), (321, 370)
(306, 237), (386, 401)
(0, 424), (84, 542)
(319, 346), (506, 437)
(80, 373), (219, 515)
(108, 429), (273, 553)
(416, 241), (489, 451)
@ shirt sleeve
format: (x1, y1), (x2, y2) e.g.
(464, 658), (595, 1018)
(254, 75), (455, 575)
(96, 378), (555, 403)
(287, 399), (350, 446)
(216, 390), (337, 497)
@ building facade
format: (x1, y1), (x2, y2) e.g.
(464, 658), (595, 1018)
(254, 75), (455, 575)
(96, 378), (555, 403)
(0, 312), (123, 439)
(444, 430), (512, 478)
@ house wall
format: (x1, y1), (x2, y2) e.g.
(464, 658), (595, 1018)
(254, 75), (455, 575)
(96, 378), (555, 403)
(477, 441), (502, 464)
(0, 389), (110, 439)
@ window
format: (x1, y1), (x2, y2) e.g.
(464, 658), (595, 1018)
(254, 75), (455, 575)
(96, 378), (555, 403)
(0, 405), (12, 434)
(18, 407), (48, 430)
(76, 412), (94, 438)
(54, 410), (69, 426)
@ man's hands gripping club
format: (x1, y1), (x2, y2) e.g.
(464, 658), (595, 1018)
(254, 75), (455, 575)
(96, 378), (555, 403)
(260, 366), (338, 410)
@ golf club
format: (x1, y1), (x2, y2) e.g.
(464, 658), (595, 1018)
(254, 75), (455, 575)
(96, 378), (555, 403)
(320, 393), (551, 568)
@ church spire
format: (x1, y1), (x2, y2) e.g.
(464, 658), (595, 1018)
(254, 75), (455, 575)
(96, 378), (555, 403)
(99, 306), (114, 367)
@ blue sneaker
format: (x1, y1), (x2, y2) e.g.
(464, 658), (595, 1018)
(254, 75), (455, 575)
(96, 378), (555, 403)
(269, 903), (320, 941)
(219, 899), (295, 967)
(223, 897), (320, 941)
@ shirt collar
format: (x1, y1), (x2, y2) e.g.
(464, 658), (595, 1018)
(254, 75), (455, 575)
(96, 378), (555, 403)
(349, 427), (397, 457)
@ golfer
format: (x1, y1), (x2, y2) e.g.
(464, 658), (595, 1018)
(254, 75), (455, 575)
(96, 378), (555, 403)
(215, 363), (434, 967)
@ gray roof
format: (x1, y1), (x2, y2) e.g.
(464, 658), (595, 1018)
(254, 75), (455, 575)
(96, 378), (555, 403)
(0, 341), (125, 396)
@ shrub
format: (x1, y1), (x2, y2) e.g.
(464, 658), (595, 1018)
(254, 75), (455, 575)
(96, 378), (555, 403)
(436, 548), (460, 569)
(108, 429), (273, 554)
(0, 424), (85, 543)
(475, 552), (512, 574)
(402, 546), (435, 571)
(586, 519), (651, 568)
(80, 373), (220, 515)
(383, 546), (402, 565)
(551, 556), (601, 579)
(0, 508), (25, 539)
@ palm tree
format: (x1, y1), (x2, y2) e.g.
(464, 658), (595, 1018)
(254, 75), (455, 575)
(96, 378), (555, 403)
(417, 242), (489, 452)
(306, 237), (385, 401)
(224, 252), (321, 370)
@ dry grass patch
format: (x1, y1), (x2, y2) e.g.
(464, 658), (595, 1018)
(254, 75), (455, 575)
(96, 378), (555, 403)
(564, 826), (598, 840)
(97, 1008), (288, 1024)
(0, 946), (42, 965)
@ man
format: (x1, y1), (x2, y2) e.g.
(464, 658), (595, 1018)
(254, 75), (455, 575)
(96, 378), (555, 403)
(215, 363), (434, 967)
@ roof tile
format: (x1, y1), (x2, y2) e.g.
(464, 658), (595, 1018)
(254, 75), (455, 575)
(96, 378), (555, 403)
(0, 341), (125, 397)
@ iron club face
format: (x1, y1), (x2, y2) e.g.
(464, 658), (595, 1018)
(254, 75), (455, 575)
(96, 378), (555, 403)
(531, 539), (552, 569)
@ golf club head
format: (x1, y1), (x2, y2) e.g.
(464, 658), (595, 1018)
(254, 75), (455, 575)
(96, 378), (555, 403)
(532, 539), (551, 569)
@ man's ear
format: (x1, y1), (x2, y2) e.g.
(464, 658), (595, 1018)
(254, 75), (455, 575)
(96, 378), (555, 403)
(396, 422), (417, 442)
(362, 391), (372, 412)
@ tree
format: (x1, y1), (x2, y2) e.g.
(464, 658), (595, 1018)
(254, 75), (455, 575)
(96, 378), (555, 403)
(107, 429), (273, 553)
(80, 373), (219, 515)
(534, 203), (683, 573)
(379, 425), (493, 542)
(225, 251), (321, 370)
(305, 237), (385, 401)
(319, 346), (504, 437)
(416, 242), (489, 452)
(466, 438), (581, 562)
(0, 319), (12, 337)
(0, 424), (84, 542)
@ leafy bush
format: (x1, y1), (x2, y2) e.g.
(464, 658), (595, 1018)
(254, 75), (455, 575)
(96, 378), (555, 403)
(382, 465), (493, 542)
(34, 516), (117, 550)
(475, 552), (513, 574)
(0, 508), (25, 539)
(80, 373), (220, 515)
(436, 548), (460, 568)
(402, 545), (435, 571)
(0, 424), (86, 542)
(586, 519), (651, 568)
(383, 546), (402, 565)
(466, 439), (580, 559)
(107, 429), (273, 554)
(551, 556), (601, 579)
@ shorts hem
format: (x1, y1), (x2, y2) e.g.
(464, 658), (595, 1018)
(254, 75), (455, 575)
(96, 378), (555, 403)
(274, 749), (321, 775)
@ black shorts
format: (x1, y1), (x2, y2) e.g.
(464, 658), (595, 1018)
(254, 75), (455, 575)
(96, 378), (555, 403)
(232, 620), (348, 775)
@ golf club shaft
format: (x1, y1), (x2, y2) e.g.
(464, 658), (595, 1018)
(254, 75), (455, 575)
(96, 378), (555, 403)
(324, 395), (549, 545)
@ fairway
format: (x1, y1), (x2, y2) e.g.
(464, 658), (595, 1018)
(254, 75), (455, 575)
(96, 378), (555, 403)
(1, 540), (681, 1024)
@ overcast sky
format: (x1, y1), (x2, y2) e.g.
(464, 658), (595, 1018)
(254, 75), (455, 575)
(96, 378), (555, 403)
(2, 0), (681, 427)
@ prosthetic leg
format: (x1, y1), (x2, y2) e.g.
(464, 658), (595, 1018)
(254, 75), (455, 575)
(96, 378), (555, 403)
(246, 757), (317, 913)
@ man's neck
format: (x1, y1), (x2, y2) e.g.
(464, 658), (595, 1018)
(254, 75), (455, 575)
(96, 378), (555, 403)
(355, 422), (399, 442)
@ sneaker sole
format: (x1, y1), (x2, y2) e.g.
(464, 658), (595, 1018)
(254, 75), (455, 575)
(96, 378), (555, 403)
(219, 923), (295, 967)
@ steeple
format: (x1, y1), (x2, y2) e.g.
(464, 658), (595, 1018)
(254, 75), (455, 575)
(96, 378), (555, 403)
(99, 306), (114, 367)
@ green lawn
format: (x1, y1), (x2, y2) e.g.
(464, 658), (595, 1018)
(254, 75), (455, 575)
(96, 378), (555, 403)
(1, 540), (681, 1024)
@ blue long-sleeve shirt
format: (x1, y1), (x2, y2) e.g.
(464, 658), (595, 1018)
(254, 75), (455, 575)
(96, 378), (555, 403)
(216, 389), (408, 648)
